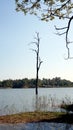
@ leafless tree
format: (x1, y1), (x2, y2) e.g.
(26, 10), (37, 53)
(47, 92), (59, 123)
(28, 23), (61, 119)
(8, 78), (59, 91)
(30, 32), (43, 95)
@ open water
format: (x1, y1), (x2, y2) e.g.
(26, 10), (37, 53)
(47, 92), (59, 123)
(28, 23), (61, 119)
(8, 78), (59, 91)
(0, 88), (73, 130)
(0, 88), (73, 115)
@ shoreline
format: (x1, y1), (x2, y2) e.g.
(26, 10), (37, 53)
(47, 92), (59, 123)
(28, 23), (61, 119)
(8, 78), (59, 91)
(0, 111), (73, 124)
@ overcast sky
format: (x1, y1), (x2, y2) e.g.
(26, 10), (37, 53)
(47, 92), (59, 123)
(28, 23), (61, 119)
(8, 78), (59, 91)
(0, 1), (73, 81)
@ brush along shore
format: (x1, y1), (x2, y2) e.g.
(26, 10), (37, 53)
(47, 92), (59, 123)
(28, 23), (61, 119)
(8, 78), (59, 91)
(0, 111), (73, 124)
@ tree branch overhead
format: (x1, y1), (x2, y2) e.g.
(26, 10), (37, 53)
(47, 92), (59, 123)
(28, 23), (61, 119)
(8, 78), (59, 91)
(15, 0), (73, 59)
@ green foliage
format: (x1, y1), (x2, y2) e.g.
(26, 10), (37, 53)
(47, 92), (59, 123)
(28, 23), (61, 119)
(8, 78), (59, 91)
(15, 0), (73, 21)
(2, 80), (13, 88)
(15, 0), (73, 59)
(0, 77), (73, 88)
(13, 79), (24, 88)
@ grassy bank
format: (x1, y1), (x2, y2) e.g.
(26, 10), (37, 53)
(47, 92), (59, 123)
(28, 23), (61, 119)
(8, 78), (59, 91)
(0, 111), (71, 124)
(0, 111), (73, 124)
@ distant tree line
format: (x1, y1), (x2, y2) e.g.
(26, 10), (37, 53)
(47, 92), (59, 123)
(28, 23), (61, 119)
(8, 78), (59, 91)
(0, 77), (73, 88)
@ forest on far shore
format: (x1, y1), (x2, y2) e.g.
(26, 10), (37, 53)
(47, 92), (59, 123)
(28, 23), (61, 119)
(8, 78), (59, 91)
(0, 77), (73, 88)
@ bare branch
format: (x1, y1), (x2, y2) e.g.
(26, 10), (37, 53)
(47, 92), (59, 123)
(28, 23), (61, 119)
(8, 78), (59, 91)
(16, 0), (73, 59)
(31, 41), (39, 46)
(55, 15), (73, 59)
(29, 32), (42, 95)
(55, 31), (66, 36)
(30, 48), (38, 54)
(54, 25), (67, 30)
(66, 16), (73, 59)
(66, 16), (73, 43)
(38, 57), (43, 70)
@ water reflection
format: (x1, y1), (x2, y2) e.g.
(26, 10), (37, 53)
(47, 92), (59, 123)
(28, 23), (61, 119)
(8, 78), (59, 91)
(0, 88), (73, 115)
(0, 122), (73, 130)
(48, 123), (72, 130)
(24, 123), (72, 130)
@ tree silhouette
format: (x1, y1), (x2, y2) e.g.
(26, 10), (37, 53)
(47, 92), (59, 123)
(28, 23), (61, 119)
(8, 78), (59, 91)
(30, 32), (43, 95)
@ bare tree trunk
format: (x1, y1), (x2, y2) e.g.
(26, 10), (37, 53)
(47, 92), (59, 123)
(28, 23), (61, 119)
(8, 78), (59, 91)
(36, 51), (39, 95)
(30, 32), (42, 95)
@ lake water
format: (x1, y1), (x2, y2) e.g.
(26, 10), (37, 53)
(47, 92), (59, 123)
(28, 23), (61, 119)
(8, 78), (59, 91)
(0, 122), (73, 130)
(0, 88), (73, 115)
(0, 88), (73, 130)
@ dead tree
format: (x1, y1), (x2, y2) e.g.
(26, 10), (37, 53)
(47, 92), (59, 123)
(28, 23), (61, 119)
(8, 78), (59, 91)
(30, 32), (43, 95)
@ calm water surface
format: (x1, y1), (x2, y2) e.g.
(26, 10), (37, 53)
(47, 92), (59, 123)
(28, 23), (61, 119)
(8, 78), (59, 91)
(0, 88), (73, 115)
(0, 122), (73, 130)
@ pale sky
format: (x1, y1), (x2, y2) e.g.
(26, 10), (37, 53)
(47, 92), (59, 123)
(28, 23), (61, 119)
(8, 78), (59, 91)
(0, 1), (73, 81)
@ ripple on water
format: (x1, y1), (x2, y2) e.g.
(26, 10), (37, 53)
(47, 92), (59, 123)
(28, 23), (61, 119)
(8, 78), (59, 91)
(0, 122), (73, 130)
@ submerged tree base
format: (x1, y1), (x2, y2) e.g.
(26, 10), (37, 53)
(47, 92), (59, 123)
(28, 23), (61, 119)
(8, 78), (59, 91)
(0, 111), (73, 124)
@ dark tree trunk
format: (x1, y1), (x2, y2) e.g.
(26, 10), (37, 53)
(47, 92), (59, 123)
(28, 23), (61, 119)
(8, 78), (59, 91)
(36, 52), (39, 95)
(30, 32), (42, 95)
